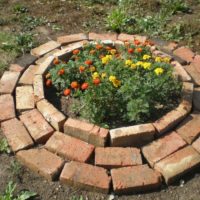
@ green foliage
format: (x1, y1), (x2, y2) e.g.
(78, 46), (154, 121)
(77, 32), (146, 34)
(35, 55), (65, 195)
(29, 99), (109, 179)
(9, 161), (22, 177)
(13, 4), (29, 14)
(47, 42), (182, 128)
(0, 138), (11, 154)
(71, 196), (84, 200)
(0, 181), (37, 200)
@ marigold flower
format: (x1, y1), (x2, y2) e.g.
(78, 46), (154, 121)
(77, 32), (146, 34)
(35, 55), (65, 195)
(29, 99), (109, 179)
(81, 82), (89, 90)
(96, 44), (103, 50)
(128, 48), (134, 54)
(101, 72), (107, 79)
(142, 62), (151, 69)
(131, 63), (137, 69)
(85, 60), (93, 65)
(143, 55), (151, 60)
(163, 57), (171, 63)
(92, 72), (100, 79)
(71, 81), (79, 89)
(137, 48), (143, 53)
(155, 57), (162, 62)
(154, 68), (164, 75)
(134, 40), (141, 46)
(58, 69), (65, 75)
(102, 55), (112, 64)
(90, 49), (96, 55)
(125, 60), (132, 66)
(110, 49), (117, 55)
(112, 79), (121, 87)
(109, 75), (117, 82)
(45, 73), (51, 79)
(136, 61), (143, 66)
(63, 88), (71, 96)
(106, 46), (112, 50)
(93, 78), (101, 85)
(53, 57), (60, 65)
(89, 66), (96, 72)
(73, 49), (80, 55)
(79, 66), (85, 73)
(46, 79), (52, 87)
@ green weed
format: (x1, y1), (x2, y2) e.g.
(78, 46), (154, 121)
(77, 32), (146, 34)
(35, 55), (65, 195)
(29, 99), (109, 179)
(0, 138), (11, 154)
(0, 181), (37, 200)
(71, 196), (84, 200)
(9, 161), (22, 177)
(13, 4), (29, 14)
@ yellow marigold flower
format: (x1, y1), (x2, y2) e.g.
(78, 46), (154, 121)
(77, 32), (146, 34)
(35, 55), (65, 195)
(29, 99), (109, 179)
(92, 72), (99, 79)
(101, 72), (107, 79)
(136, 61), (143, 66)
(162, 57), (171, 63)
(142, 62), (152, 69)
(112, 79), (121, 87)
(154, 68), (164, 75)
(109, 75), (117, 82)
(143, 55), (151, 60)
(155, 57), (162, 62)
(102, 55), (112, 64)
(89, 66), (96, 72)
(131, 63), (137, 69)
(125, 60), (133, 66)
(110, 49), (117, 55)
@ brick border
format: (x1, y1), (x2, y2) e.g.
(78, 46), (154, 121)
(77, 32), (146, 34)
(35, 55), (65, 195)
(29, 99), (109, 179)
(1, 33), (200, 194)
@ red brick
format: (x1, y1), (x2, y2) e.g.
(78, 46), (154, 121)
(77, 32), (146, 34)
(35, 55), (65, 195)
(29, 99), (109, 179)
(0, 94), (15, 123)
(60, 161), (111, 193)
(0, 71), (20, 94)
(1, 118), (33, 152)
(193, 87), (200, 111)
(118, 33), (147, 43)
(37, 99), (66, 131)
(18, 65), (39, 85)
(181, 82), (194, 107)
(9, 64), (24, 73)
(33, 75), (44, 102)
(45, 131), (94, 162)
(95, 147), (142, 169)
(64, 118), (108, 146)
(31, 40), (61, 57)
(163, 42), (178, 52)
(173, 46), (195, 63)
(16, 86), (35, 111)
(89, 32), (117, 41)
(111, 165), (161, 194)
(154, 146), (200, 184)
(57, 33), (88, 45)
(110, 123), (155, 147)
(192, 137), (200, 153)
(61, 40), (88, 50)
(142, 132), (187, 167)
(171, 61), (191, 82)
(20, 109), (54, 143)
(176, 113), (200, 144)
(153, 104), (189, 135)
(17, 148), (64, 181)
(185, 64), (200, 86)
(35, 56), (54, 75)
(191, 55), (200, 73)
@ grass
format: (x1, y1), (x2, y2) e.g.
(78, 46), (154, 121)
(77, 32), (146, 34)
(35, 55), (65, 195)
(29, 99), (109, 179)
(0, 181), (37, 200)
(0, 138), (11, 154)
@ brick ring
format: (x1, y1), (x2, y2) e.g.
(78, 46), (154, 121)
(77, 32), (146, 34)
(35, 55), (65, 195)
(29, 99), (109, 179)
(0, 32), (200, 195)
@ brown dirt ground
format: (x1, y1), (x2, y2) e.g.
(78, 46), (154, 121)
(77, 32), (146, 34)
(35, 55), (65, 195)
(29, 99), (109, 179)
(0, 0), (200, 199)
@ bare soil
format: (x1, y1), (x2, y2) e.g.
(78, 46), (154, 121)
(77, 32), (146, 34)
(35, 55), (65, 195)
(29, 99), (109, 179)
(0, 0), (200, 199)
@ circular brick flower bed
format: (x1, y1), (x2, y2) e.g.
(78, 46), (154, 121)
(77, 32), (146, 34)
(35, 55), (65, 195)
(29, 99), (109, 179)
(0, 32), (200, 195)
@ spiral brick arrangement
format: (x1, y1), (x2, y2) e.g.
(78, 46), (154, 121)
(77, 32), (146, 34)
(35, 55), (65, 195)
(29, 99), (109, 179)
(0, 32), (200, 195)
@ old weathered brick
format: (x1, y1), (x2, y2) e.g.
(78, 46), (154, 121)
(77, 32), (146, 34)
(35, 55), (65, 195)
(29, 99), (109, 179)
(0, 71), (20, 94)
(57, 33), (88, 45)
(118, 33), (147, 43)
(16, 86), (35, 111)
(45, 131), (94, 162)
(18, 65), (39, 85)
(37, 99), (66, 131)
(31, 40), (61, 57)
(61, 40), (88, 50)
(154, 146), (200, 184)
(185, 64), (200, 86)
(163, 42), (178, 52)
(20, 109), (54, 143)
(111, 165), (161, 194)
(192, 54), (200, 73)
(35, 56), (54, 75)
(176, 113), (200, 144)
(33, 75), (44, 102)
(35, 49), (60, 65)
(60, 161), (111, 193)
(193, 87), (200, 111)
(181, 82), (194, 107)
(1, 118), (33, 152)
(142, 131), (187, 167)
(89, 32), (117, 41)
(110, 123), (155, 147)
(0, 94), (15, 123)
(173, 46), (195, 63)
(17, 148), (64, 181)
(192, 137), (200, 153)
(95, 147), (142, 169)
(153, 103), (189, 136)
(171, 61), (191, 82)
(9, 64), (24, 73)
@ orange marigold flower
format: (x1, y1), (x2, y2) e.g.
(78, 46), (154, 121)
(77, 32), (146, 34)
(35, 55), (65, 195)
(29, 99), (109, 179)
(71, 81), (79, 89)
(128, 48), (134, 54)
(73, 49), (80, 55)
(89, 49), (96, 54)
(85, 60), (93, 65)
(45, 73), (51, 79)
(106, 46), (112, 50)
(81, 82), (89, 90)
(93, 78), (101, 85)
(58, 69), (65, 75)
(46, 79), (52, 87)
(79, 66), (85, 73)
(53, 57), (60, 65)
(63, 88), (71, 96)
(134, 39), (141, 46)
(137, 48), (143, 53)
(96, 44), (103, 50)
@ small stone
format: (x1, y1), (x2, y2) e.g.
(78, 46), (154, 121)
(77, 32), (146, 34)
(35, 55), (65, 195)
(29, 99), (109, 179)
(17, 148), (64, 181)
(31, 40), (61, 57)
(1, 118), (34, 152)
(60, 161), (111, 193)
(0, 71), (20, 94)
(16, 86), (35, 111)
